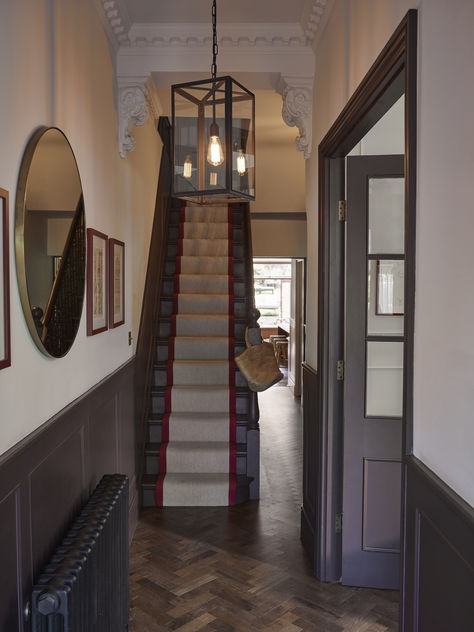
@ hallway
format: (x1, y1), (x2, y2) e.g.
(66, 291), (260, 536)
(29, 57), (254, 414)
(129, 387), (398, 631)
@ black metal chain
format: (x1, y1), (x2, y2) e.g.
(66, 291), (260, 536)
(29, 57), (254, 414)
(211, 0), (218, 79)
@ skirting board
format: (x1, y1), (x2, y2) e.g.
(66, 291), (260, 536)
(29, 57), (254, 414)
(403, 455), (474, 631)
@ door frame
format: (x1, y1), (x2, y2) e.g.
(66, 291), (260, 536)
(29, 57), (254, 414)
(313, 8), (417, 600)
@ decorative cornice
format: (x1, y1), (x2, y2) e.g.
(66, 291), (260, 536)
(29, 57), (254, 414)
(277, 76), (313, 160)
(301, 0), (328, 44)
(126, 22), (309, 49)
(95, 0), (131, 50)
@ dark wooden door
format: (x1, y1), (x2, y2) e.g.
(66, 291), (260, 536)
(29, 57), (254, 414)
(342, 154), (405, 589)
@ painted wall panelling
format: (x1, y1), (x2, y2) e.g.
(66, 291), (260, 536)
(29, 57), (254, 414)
(0, 360), (137, 632)
(403, 456), (474, 632)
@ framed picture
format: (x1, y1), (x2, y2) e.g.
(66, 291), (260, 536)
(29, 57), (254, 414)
(86, 228), (108, 335)
(108, 238), (125, 328)
(376, 260), (404, 316)
(0, 188), (11, 370)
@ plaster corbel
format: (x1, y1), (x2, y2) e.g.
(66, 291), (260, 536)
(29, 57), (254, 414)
(117, 83), (149, 158)
(277, 76), (314, 160)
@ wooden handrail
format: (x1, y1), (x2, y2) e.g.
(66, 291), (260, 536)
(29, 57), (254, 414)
(134, 116), (174, 492)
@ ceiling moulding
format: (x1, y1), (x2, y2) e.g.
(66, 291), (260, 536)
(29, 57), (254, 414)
(117, 77), (162, 158)
(95, 0), (132, 51)
(277, 76), (314, 160)
(126, 22), (309, 48)
(300, 0), (328, 44)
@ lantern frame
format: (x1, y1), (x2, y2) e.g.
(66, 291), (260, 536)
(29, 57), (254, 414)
(171, 75), (256, 205)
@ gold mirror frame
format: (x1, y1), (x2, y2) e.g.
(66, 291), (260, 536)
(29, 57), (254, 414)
(15, 126), (86, 358)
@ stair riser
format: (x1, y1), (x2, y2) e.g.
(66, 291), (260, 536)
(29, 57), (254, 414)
(166, 243), (244, 259)
(145, 452), (247, 477)
(141, 478), (249, 508)
(159, 299), (247, 319)
(157, 320), (246, 340)
(162, 279), (246, 298)
(153, 367), (248, 388)
(147, 422), (247, 444)
(151, 393), (249, 416)
(156, 342), (246, 362)
(168, 209), (243, 226)
(165, 260), (245, 277)
(168, 225), (244, 243)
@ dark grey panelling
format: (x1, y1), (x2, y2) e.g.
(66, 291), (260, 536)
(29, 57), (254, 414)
(0, 358), (137, 632)
(0, 488), (20, 632)
(403, 455), (474, 631)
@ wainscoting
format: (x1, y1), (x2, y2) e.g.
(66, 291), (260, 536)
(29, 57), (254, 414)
(0, 359), (137, 632)
(403, 455), (474, 631)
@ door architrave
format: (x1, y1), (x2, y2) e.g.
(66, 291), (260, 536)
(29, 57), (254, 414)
(313, 10), (417, 610)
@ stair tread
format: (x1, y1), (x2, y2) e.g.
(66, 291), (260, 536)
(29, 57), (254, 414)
(148, 412), (249, 423)
(145, 442), (247, 453)
(142, 473), (252, 487)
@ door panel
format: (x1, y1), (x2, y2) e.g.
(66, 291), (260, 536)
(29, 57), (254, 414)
(342, 154), (404, 589)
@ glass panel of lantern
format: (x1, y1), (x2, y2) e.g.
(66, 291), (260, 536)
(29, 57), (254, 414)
(172, 76), (255, 205)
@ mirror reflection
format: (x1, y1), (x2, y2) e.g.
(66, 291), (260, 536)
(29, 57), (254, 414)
(16, 127), (85, 357)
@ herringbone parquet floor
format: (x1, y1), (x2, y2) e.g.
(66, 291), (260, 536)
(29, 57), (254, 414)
(130, 387), (399, 631)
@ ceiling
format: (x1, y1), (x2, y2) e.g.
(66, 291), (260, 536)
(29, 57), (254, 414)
(123, 0), (307, 26)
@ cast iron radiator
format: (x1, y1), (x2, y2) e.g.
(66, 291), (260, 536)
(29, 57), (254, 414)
(31, 474), (129, 631)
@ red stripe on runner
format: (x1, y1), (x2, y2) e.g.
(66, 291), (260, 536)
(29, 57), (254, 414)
(172, 293), (179, 314)
(167, 361), (173, 386)
(180, 201), (186, 223)
(174, 274), (180, 294)
(170, 314), (177, 337)
(164, 386), (172, 414)
(168, 337), (175, 362)
(178, 238), (183, 256)
(161, 413), (170, 443)
(176, 256), (181, 274)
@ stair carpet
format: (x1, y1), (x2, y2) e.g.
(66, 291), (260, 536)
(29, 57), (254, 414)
(154, 203), (241, 506)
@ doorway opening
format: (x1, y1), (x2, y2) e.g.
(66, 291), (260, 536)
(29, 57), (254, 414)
(300, 5), (417, 608)
(253, 257), (305, 395)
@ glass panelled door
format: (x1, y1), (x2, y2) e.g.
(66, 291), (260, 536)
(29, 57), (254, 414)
(342, 155), (405, 589)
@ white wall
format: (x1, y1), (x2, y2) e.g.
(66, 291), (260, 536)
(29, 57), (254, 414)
(0, 0), (162, 454)
(306, 0), (474, 506)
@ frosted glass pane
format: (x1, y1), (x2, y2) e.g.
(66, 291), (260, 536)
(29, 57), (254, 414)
(367, 260), (404, 336)
(366, 342), (403, 417)
(368, 178), (404, 254)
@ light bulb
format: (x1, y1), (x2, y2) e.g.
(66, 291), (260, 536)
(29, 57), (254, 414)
(236, 149), (247, 175)
(210, 172), (217, 186)
(207, 122), (224, 166)
(183, 155), (192, 178)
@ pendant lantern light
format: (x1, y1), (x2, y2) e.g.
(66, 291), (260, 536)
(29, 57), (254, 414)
(171, 0), (256, 205)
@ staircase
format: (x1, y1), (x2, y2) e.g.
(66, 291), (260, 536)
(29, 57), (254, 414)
(141, 198), (257, 506)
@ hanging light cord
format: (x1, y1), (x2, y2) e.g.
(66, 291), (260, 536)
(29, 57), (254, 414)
(211, 0), (218, 79)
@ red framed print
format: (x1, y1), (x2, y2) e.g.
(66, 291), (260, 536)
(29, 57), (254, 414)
(376, 259), (405, 316)
(0, 188), (11, 369)
(86, 228), (108, 335)
(108, 238), (125, 328)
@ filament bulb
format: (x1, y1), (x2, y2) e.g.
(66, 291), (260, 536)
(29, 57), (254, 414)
(183, 155), (192, 178)
(207, 122), (224, 166)
(236, 149), (247, 175)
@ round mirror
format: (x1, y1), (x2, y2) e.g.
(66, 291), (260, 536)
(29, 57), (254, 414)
(15, 127), (85, 358)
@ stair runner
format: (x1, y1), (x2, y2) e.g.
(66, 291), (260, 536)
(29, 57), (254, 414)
(156, 203), (237, 506)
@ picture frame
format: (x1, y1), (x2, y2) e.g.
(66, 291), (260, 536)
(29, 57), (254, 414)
(0, 188), (11, 370)
(376, 259), (404, 316)
(86, 228), (108, 335)
(108, 238), (125, 328)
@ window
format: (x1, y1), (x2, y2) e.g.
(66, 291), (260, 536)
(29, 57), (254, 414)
(253, 259), (291, 329)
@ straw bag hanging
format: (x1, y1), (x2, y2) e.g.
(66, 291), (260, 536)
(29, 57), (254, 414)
(235, 328), (283, 392)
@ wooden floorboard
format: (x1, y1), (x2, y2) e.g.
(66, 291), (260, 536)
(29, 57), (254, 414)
(130, 387), (399, 631)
